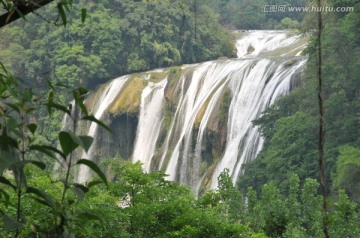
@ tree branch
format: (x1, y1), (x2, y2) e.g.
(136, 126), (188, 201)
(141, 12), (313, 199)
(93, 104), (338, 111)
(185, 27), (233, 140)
(316, 0), (329, 237)
(0, 0), (55, 28)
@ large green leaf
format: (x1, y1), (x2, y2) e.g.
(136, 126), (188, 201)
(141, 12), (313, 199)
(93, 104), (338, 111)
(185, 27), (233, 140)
(59, 131), (79, 156)
(57, 3), (67, 26)
(76, 159), (107, 186)
(0, 135), (18, 149)
(78, 135), (93, 152)
(45, 102), (71, 115)
(27, 123), (37, 135)
(72, 183), (90, 202)
(87, 180), (102, 188)
(0, 151), (18, 172)
(82, 115), (112, 133)
(27, 187), (56, 209)
(30, 145), (65, 160)
(21, 160), (46, 170)
(0, 176), (16, 190)
(59, 131), (93, 156)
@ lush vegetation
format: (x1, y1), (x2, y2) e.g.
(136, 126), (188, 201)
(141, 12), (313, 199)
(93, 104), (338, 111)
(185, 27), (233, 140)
(0, 0), (235, 89)
(1, 0), (360, 237)
(239, 0), (360, 230)
(0, 68), (265, 237)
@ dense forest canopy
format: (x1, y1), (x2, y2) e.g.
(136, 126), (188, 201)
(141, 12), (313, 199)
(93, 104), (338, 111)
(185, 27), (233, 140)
(239, 0), (360, 200)
(1, 0), (360, 237)
(0, 0), (235, 89)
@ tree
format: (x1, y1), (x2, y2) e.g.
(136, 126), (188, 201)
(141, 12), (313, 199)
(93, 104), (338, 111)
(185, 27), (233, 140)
(102, 161), (262, 238)
(0, 65), (108, 236)
(333, 145), (360, 203)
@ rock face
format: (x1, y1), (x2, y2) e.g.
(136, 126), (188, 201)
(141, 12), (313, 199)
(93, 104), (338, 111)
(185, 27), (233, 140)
(65, 30), (308, 194)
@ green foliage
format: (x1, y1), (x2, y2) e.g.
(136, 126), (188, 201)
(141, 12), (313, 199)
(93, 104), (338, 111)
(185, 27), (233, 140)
(278, 17), (301, 30)
(240, 111), (318, 194)
(199, 169), (244, 222)
(239, 174), (359, 238)
(0, 66), (108, 237)
(88, 161), (262, 238)
(1, 0), (235, 90)
(240, 2), (360, 202)
(229, 0), (267, 29)
(333, 145), (360, 203)
(329, 190), (360, 237)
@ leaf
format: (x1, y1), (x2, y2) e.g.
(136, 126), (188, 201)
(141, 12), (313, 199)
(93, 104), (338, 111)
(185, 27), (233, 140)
(27, 123), (37, 135)
(59, 179), (71, 190)
(59, 131), (93, 156)
(57, 3), (67, 26)
(27, 187), (56, 208)
(0, 135), (18, 149)
(0, 176), (16, 190)
(73, 87), (88, 115)
(87, 180), (102, 188)
(1, 213), (23, 231)
(74, 183), (89, 193)
(81, 8), (87, 23)
(0, 151), (17, 172)
(0, 189), (10, 207)
(32, 197), (54, 208)
(6, 117), (21, 131)
(78, 136), (93, 152)
(5, 103), (20, 113)
(76, 159), (108, 186)
(30, 145), (65, 160)
(0, 1), (11, 11)
(71, 182), (91, 202)
(0, 62), (8, 73)
(47, 90), (54, 114)
(82, 115), (112, 133)
(77, 100), (88, 115)
(14, 7), (27, 22)
(76, 210), (101, 222)
(45, 102), (71, 115)
(72, 187), (85, 202)
(58, 131), (80, 156)
(22, 160), (46, 170)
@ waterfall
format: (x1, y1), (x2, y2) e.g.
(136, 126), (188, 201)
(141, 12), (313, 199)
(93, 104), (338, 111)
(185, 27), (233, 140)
(66, 30), (308, 193)
(211, 58), (306, 189)
(77, 76), (129, 183)
(132, 79), (167, 172)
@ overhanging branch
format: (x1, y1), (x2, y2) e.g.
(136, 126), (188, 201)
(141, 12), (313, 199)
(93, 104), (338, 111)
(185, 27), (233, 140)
(0, 0), (55, 28)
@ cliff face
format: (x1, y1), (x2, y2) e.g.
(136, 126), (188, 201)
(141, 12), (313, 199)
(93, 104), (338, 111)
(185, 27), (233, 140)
(67, 30), (308, 194)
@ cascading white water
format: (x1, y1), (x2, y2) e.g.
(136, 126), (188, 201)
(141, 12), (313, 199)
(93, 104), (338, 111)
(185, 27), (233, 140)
(77, 76), (129, 183)
(236, 30), (307, 57)
(69, 30), (308, 193)
(210, 59), (307, 189)
(132, 79), (167, 172)
(161, 31), (307, 191)
(161, 61), (237, 183)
